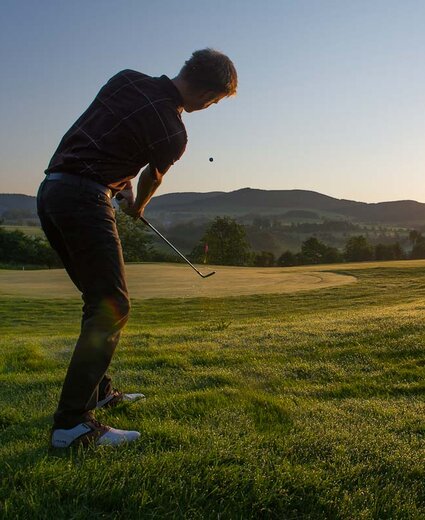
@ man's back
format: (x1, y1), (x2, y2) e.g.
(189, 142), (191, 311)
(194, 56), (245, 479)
(45, 70), (187, 192)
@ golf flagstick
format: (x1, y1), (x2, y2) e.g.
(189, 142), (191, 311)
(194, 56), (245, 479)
(140, 216), (215, 279)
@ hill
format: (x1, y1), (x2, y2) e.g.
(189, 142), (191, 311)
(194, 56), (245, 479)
(148, 188), (425, 225)
(0, 194), (37, 215)
(2, 188), (425, 226)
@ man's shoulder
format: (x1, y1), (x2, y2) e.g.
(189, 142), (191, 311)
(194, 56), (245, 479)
(97, 70), (159, 105)
(98, 70), (184, 130)
(106, 69), (151, 84)
(115, 68), (149, 78)
(104, 70), (174, 98)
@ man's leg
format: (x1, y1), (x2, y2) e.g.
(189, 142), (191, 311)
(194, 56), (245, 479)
(37, 182), (114, 414)
(39, 212), (113, 408)
(98, 374), (113, 401)
(53, 211), (129, 428)
(38, 179), (130, 429)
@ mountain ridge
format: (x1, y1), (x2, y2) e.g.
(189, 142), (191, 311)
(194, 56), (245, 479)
(1, 188), (425, 225)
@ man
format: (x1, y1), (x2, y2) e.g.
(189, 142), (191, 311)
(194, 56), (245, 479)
(37, 49), (237, 448)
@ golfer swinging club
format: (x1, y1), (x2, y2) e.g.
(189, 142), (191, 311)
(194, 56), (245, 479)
(37, 49), (238, 448)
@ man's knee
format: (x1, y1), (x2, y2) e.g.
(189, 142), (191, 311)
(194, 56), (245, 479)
(84, 294), (130, 329)
(110, 294), (131, 327)
(117, 295), (131, 324)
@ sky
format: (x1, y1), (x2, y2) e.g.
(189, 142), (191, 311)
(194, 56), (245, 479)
(1, 0), (424, 203)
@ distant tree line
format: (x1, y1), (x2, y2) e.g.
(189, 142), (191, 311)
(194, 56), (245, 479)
(250, 217), (361, 232)
(0, 213), (180, 268)
(276, 235), (404, 267)
(190, 217), (425, 267)
(0, 209), (39, 226)
(288, 220), (360, 233)
(0, 227), (62, 268)
(2, 215), (425, 269)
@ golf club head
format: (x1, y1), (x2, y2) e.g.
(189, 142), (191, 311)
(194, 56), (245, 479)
(201, 271), (216, 278)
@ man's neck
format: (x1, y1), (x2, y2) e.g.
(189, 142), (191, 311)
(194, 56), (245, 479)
(171, 76), (187, 112)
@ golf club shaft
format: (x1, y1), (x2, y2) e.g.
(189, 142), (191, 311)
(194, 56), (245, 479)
(140, 216), (215, 279)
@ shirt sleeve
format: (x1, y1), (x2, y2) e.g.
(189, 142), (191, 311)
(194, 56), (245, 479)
(148, 132), (187, 174)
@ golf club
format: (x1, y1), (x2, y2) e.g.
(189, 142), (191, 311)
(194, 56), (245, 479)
(140, 216), (215, 279)
(115, 193), (215, 279)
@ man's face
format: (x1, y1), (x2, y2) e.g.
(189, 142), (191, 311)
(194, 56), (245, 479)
(184, 90), (226, 113)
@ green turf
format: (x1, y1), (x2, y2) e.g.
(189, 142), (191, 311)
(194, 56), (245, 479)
(0, 266), (424, 519)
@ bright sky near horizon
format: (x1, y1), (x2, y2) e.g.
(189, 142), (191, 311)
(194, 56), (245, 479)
(1, 0), (424, 203)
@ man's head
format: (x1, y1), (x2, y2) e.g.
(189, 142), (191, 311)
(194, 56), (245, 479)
(173, 48), (237, 112)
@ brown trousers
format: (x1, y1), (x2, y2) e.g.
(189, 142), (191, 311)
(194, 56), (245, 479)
(37, 176), (130, 429)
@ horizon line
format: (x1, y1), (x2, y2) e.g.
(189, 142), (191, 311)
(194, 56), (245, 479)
(1, 187), (424, 206)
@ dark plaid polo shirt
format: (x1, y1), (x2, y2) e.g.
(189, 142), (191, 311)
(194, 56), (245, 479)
(45, 70), (187, 193)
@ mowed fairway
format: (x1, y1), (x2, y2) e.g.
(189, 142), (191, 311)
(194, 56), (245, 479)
(0, 261), (424, 519)
(0, 263), (357, 299)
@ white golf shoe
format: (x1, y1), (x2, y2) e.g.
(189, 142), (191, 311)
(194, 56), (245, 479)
(50, 419), (140, 448)
(96, 388), (145, 409)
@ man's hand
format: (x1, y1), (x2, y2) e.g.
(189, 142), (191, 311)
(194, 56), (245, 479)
(116, 164), (163, 220)
(118, 187), (134, 208)
(116, 193), (144, 219)
(124, 203), (145, 220)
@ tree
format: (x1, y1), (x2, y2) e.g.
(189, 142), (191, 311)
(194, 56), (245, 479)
(32, 236), (62, 268)
(115, 211), (154, 262)
(299, 237), (341, 265)
(322, 245), (342, 264)
(375, 243), (404, 261)
(277, 250), (298, 267)
(410, 237), (425, 259)
(253, 251), (275, 267)
(409, 230), (422, 246)
(190, 216), (251, 266)
(300, 237), (327, 264)
(407, 230), (425, 259)
(252, 216), (271, 229)
(344, 235), (374, 262)
(0, 227), (62, 267)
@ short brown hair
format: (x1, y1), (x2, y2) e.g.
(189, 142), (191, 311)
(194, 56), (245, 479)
(180, 48), (237, 96)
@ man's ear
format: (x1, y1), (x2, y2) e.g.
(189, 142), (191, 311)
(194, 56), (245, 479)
(196, 89), (216, 102)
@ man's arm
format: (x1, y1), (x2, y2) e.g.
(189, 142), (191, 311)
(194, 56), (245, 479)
(124, 164), (163, 219)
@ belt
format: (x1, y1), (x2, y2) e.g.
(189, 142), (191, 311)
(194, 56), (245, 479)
(46, 172), (112, 198)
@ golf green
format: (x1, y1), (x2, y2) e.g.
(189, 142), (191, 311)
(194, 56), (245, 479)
(0, 263), (359, 299)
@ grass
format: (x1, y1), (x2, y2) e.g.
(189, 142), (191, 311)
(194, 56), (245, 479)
(3, 258), (425, 300)
(0, 264), (424, 518)
(0, 262), (357, 300)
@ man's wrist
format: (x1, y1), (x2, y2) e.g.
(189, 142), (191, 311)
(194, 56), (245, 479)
(133, 198), (146, 212)
(133, 197), (146, 208)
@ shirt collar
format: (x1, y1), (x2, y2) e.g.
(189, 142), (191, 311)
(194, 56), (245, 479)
(157, 75), (184, 109)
